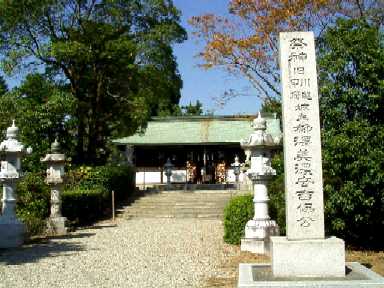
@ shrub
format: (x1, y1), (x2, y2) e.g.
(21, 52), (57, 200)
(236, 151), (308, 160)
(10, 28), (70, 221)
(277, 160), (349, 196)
(16, 172), (50, 236)
(223, 194), (254, 245)
(77, 165), (135, 202)
(62, 186), (108, 225)
(6, 164), (135, 236)
(63, 164), (135, 225)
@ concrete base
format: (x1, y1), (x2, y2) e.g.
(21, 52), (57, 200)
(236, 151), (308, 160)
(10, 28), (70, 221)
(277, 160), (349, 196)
(241, 238), (270, 254)
(0, 222), (25, 248)
(238, 262), (384, 287)
(47, 217), (68, 235)
(271, 236), (345, 278)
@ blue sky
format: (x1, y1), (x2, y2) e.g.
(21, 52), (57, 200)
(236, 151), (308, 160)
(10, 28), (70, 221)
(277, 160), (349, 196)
(173, 0), (261, 115)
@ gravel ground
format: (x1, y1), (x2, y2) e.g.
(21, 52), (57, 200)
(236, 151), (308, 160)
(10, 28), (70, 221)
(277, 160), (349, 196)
(0, 218), (236, 288)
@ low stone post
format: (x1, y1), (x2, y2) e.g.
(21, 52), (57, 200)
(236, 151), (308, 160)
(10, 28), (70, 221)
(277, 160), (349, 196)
(231, 155), (241, 189)
(41, 139), (67, 235)
(240, 113), (280, 254)
(0, 121), (32, 248)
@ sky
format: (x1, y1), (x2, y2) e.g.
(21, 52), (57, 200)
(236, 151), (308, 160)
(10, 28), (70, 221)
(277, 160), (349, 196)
(172, 0), (261, 115)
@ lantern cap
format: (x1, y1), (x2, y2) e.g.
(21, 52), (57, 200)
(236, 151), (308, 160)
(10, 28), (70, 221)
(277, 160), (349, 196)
(51, 139), (61, 153)
(6, 120), (19, 139)
(252, 112), (266, 131)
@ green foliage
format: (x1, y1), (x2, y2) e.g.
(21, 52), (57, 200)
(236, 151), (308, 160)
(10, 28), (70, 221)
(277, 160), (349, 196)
(319, 19), (383, 128)
(64, 164), (135, 225)
(260, 98), (282, 117)
(16, 173), (50, 236)
(318, 19), (384, 246)
(12, 164), (134, 236)
(0, 76), (76, 172)
(69, 165), (135, 202)
(0, 75), (7, 95)
(223, 194), (254, 244)
(0, 0), (187, 165)
(181, 100), (204, 116)
(322, 120), (384, 245)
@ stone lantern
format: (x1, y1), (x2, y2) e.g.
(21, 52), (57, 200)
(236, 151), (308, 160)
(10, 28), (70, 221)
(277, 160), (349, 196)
(164, 158), (174, 186)
(41, 139), (67, 235)
(240, 113), (280, 254)
(0, 120), (32, 248)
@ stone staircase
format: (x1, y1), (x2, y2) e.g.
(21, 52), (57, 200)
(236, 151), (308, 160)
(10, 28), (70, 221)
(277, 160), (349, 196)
(120, 190), (236, 219)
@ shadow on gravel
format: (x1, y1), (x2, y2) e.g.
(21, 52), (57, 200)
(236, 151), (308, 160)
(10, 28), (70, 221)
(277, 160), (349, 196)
(47, 232), (96, 240)
(0, 234), (91, 265)
(77, 224), (117, 230)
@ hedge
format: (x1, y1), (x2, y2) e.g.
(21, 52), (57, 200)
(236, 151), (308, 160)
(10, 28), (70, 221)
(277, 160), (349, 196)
(14, 164), (135, 236)
(62, 186), (109, 225)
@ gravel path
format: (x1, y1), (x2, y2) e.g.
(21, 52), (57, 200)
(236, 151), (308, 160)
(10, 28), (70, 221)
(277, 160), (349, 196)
(0, 218), (234, 288)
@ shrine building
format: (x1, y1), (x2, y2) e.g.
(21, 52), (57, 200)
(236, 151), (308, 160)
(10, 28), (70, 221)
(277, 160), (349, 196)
(113, 114), (282, 188)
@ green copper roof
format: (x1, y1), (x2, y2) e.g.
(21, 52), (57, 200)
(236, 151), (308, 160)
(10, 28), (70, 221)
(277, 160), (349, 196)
(113, 115), (282, 146)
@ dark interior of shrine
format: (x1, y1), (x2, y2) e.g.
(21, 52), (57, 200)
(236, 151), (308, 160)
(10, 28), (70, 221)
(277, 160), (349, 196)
(134, 144), (246, 184)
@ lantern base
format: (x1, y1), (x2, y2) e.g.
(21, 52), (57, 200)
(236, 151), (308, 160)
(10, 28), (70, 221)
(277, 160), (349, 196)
(241, 219), (279, 255)
(241, 238), (270, 254)
(0, 220), (25, 248)
(47, 217), (68, 235)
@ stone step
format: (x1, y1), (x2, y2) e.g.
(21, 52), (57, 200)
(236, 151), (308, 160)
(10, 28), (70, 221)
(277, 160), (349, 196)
(135, 195), (232, 199)
(124, 207), (224, 214)
(141, 191), (235, 196)
(134, 200), (230, 204)
(120, 189), (232, 219)
(135, 199), (230, 203)
(146, 189), (238, 194)
(123, 213), (223, 219)
(135, 194), (232, 198)
(125, 203), (225, 209)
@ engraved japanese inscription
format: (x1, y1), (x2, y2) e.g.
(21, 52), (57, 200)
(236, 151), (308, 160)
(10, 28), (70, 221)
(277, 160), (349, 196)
(280, 32), (325, 240)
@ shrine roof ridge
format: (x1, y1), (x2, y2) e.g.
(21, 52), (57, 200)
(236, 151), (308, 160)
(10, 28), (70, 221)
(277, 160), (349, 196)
(113, 114), (282, 146)
(150, 113), (278, 122)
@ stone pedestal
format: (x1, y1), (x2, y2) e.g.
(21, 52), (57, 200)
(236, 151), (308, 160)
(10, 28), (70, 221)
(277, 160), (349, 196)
(241, 238), (269, 254)
(0, 222), (25, 248)
(46, 183), (67, 235)
(47, 217), (67, 235)
(271, 236), (345, 278)
(0, 184), (25, 248)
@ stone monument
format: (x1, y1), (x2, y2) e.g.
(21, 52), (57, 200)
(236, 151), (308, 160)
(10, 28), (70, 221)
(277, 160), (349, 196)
(41, 139), (67, 235)
(240, 113), (280, 254)
(238, 31), (384, 287)
(270, 31), (345, 277)
(0, 121), (32, 248)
